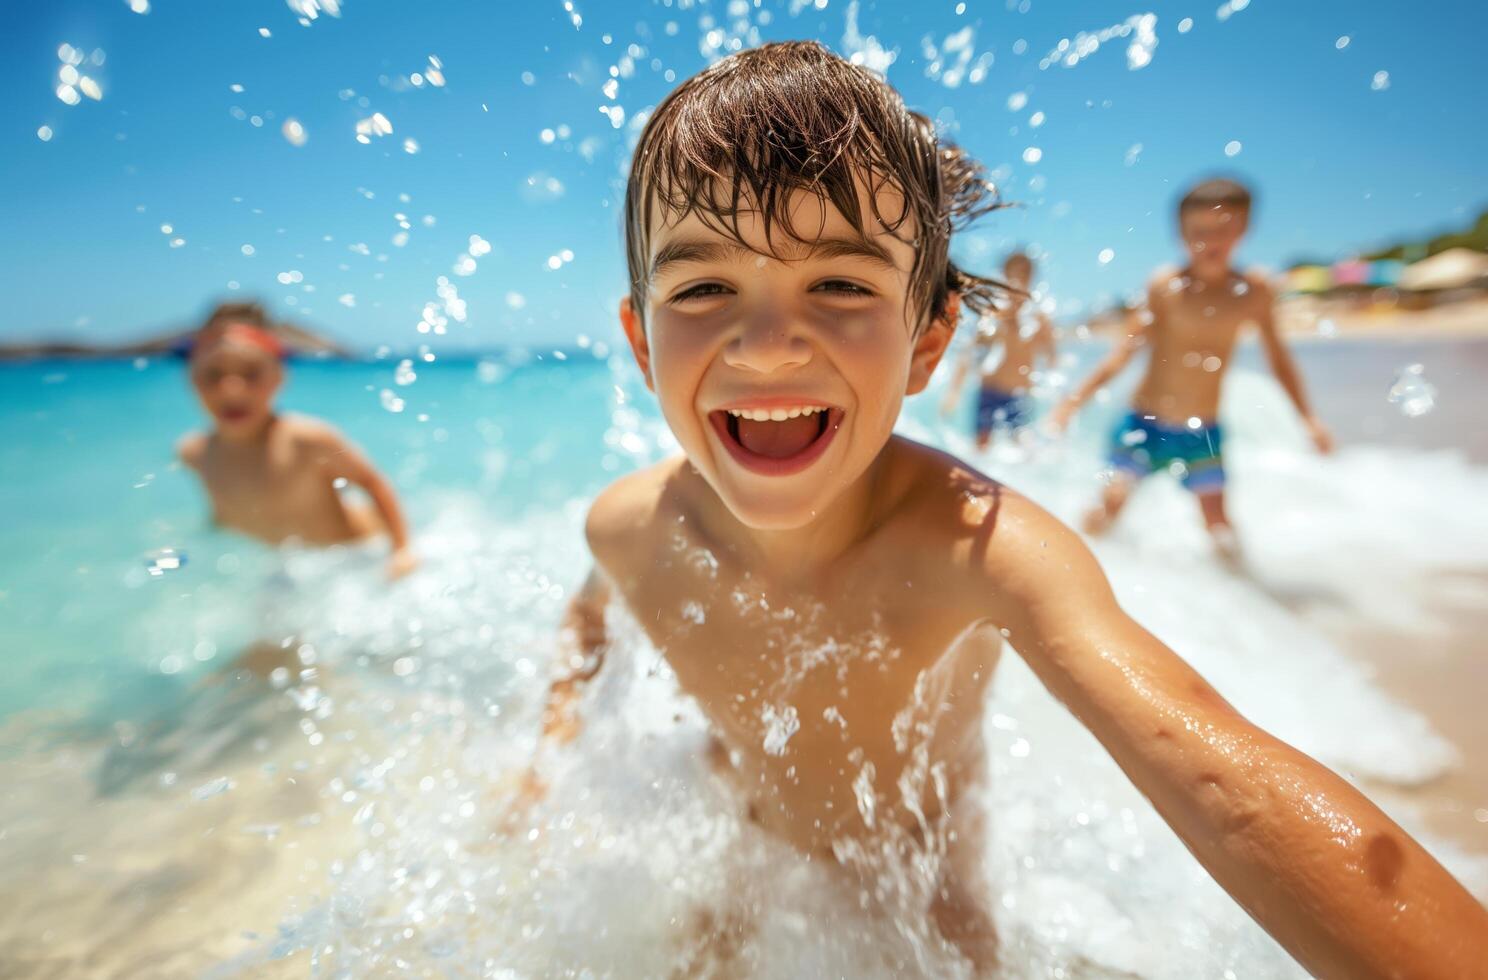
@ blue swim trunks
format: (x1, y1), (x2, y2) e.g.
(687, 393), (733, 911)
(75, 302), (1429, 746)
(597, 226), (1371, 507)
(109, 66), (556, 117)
(975, 385), (1030, 437)
(1109, 412), (1225, 493)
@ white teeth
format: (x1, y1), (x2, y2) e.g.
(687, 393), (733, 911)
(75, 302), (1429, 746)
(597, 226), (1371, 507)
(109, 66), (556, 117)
(724, 406), (828, 421)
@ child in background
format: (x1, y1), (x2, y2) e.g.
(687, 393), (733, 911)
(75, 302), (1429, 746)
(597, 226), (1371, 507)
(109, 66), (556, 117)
(533, 44), (1485, 976)
(939, 250), (1056, 448)
(177, 302), (417, 579)
(1048, 179), (1332, 554)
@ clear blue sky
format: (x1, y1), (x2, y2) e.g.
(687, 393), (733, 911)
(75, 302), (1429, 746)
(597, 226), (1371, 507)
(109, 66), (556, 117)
(3, 0), (1485, 351)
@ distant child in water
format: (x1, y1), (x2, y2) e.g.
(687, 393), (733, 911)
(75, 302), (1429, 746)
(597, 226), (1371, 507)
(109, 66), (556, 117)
(529, 43), (1487, 976)
(1048, 179), (1333, 555)
(939, 250), (1056, 448)
(177, 302), (417, 579)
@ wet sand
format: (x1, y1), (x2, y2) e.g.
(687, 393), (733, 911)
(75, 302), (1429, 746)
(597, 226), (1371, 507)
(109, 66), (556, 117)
(1272, 336), (1488, 857)
(1298, 573), (1488, 854)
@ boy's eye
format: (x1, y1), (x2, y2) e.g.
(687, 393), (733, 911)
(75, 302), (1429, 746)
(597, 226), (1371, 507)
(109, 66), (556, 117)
(669, 282), (733, 304)
(812, 279), (874, 297)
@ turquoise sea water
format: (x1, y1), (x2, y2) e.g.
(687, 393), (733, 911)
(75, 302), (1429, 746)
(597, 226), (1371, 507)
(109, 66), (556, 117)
(2, 339), (1486, 977)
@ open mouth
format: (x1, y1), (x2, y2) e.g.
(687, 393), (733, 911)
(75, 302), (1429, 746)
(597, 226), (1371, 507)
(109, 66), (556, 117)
(707, 404), (843, 476)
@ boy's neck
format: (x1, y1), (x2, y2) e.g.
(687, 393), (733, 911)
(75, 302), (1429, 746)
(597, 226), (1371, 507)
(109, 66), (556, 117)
(1185, 262), (1237, 288)
(213, 413), (278, 446)
(695, 443), (895, 580)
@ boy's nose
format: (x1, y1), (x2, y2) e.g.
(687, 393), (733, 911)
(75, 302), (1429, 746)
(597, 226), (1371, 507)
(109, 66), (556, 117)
(722, 312), (812, 374)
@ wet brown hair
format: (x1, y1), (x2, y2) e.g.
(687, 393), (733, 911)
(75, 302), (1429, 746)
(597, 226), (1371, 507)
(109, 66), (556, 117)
(1179, 178), (1253, 216)
(624, 41), (1005, 332)
(199, 301), (274, 335)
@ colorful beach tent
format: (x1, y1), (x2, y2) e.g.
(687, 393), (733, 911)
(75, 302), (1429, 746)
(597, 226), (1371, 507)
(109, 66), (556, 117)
(1399, 248), (1488, 291)
(1331, 259), (1369, 286)
(1367, 260), (1404, 287)
(1286, 265), (1332, 293)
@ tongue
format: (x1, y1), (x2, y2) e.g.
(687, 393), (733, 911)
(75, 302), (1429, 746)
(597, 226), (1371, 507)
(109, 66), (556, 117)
(737, 414), (821, 459)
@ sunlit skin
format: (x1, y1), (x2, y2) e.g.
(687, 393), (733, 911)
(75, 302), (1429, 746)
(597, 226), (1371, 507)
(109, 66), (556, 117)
(1050, 203), (1334, 541)
(534, 187), (1488, 976)
(178, 329), (417, 579)
(939, 254), (1057, 448)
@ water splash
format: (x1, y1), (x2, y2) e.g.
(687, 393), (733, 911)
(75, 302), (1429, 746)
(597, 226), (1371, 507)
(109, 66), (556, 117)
(1040, 13), (1158, 71)
(760, 704), (800, 756)
(1388, 363), (1437, 417)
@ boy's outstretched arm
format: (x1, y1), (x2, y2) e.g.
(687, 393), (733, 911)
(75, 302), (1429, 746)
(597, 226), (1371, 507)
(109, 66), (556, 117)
(983, 507), (1488, 978)
(505, 567), (612, 824)
(315, 428), (417, 577)
(1048, 304), (1148, 432)
(1252, 276), (1333, 454)
(538, 566), (612, 744)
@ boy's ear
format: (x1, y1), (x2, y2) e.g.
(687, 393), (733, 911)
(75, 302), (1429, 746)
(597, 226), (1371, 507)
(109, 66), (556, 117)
(618, 296), (654, 391)
(906, 292), (959, 395)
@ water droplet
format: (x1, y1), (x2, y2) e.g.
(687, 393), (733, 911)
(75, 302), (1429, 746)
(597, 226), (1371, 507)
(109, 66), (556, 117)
(1022, 146), (1042, 164)
(380, 389), (405, 413)
(761, 704), (799, 756)
(1387, 363), (1435, 417)
(1098, 248), (1114, 264)
(1371, 70), (1390, 91)
(37, 126), (53, 142)
(394, 359), (417, 386)
(192, 776), (234, 800)
(143, 548), (186, 576)
(282, 118), (307, 146)
(1224, 140), (1242, 157)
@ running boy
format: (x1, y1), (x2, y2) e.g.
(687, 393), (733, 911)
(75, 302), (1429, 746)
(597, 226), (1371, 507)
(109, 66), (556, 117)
(177, 302), (417, 578)
(537, 44), (1485, 976)
(939, 250), (1056, 448)
(1047, 179), (1332, 547)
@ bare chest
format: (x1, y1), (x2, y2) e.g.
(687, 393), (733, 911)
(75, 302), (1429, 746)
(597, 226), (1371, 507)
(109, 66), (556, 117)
(199, 443), (336, 534)
(613, 539), (994, 822)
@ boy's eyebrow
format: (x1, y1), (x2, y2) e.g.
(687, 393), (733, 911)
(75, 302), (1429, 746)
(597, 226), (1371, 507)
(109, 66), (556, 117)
(649, 235), (897, 280)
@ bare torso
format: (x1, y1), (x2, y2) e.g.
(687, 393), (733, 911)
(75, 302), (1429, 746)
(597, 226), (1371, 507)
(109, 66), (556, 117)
(590, 445), (1004, 857)
(978, 303), (1050, 393)
(181, 415), (377, 547)
(1131, 268), (1269, 426)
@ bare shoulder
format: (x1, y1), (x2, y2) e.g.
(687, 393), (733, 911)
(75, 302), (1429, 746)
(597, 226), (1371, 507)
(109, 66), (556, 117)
(1241, 267), (1278, 304)
(890, 440), (1106, 610)
(887, 438), (1067, 553)
(176, 431), (208, 469)
(278, 412), (348, 450)
(1147, 264), (1183, 297)
(585, 456), (689, 565)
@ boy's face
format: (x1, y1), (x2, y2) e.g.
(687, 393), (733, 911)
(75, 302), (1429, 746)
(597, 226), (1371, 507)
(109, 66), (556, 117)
(1179, 204), (1248, 274)
(189, 329), (283, 436)
(622, 183), (954, 530)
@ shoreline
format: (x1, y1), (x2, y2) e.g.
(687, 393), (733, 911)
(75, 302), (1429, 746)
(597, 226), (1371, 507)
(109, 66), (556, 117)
(1297, 572), (1488, 858)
